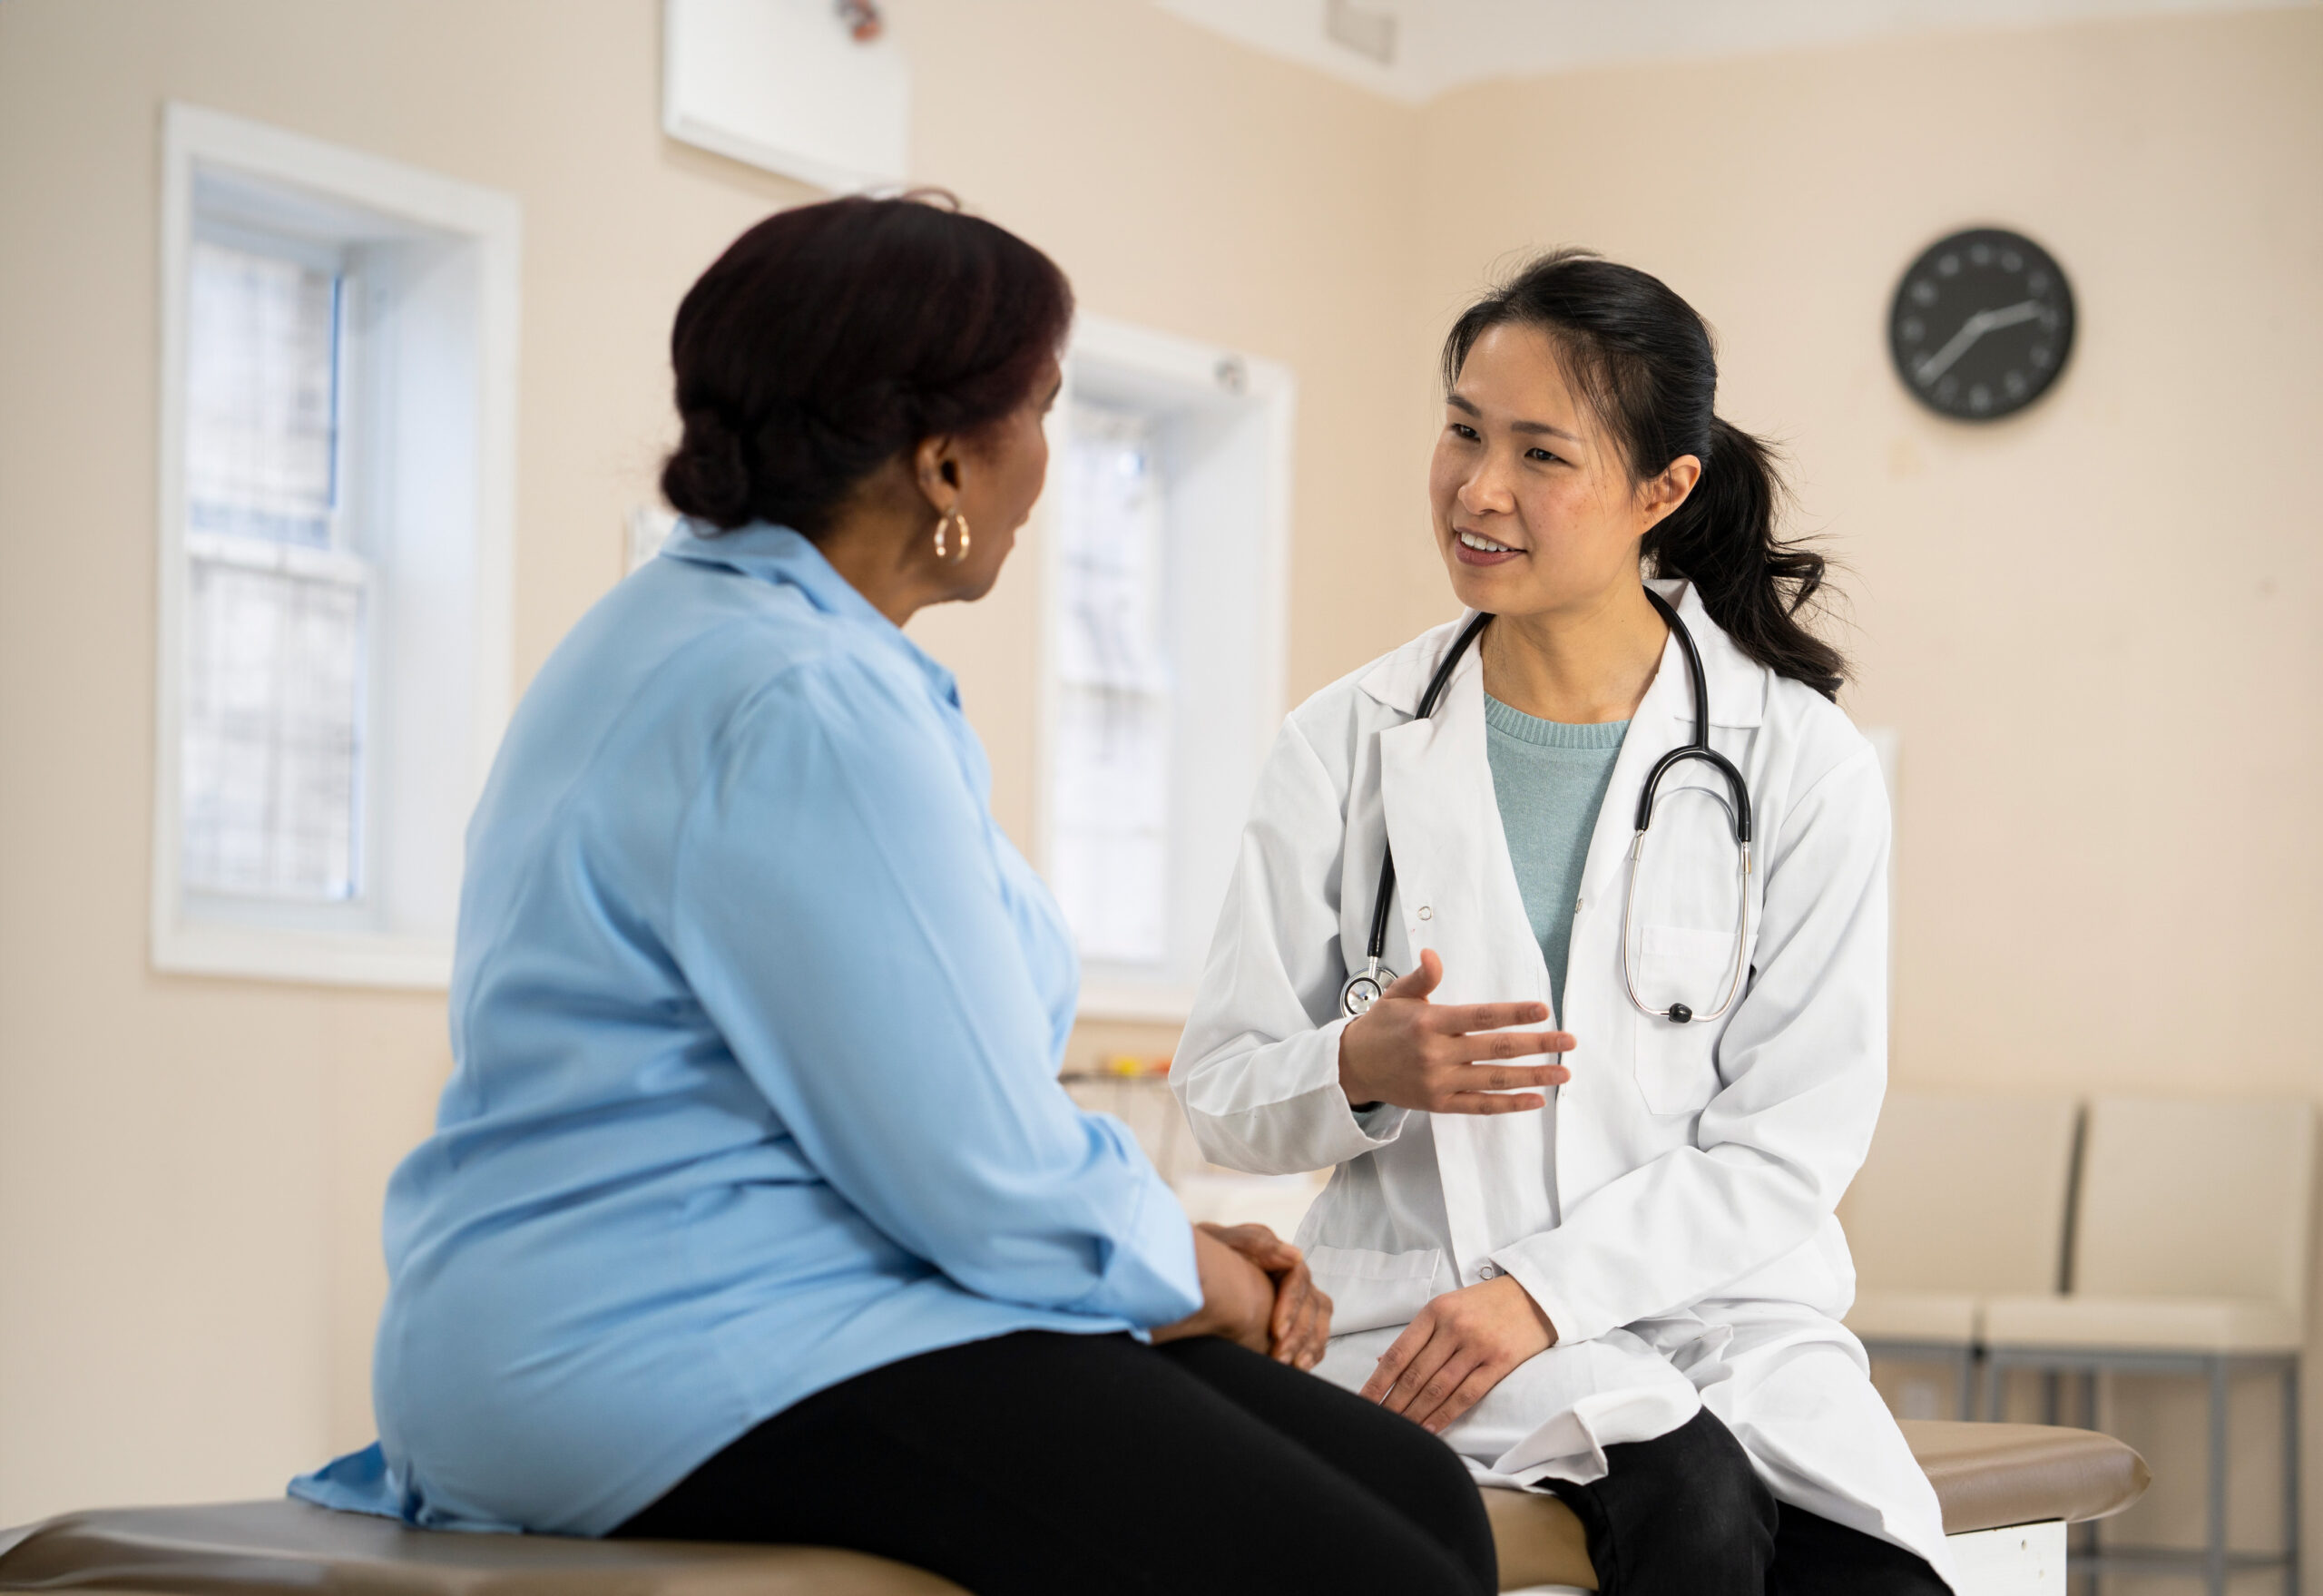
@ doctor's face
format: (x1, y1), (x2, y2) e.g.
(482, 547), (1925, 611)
(1429, 323), (1666, 621)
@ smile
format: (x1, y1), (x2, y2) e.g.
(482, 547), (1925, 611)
(1454, 528), (1524, 565)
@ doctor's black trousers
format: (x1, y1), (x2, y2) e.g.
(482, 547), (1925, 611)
(1543, 1406), (1954, 1595)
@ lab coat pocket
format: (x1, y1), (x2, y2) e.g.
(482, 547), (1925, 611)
(1305, 1245), (1444, 1337)
(1631, 925), (1736, 1116)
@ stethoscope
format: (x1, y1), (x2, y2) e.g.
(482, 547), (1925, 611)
(1338, 587), (1755, 1028)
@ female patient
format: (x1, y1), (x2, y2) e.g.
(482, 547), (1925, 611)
(1174, 252), (1955, 1595)
(293, 195), (1495, 1596)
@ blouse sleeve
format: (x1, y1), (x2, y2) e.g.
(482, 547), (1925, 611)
(668, 650), (1201, 1329)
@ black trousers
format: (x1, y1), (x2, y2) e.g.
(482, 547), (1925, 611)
(614, 1329), (1496, 1596)
(1544, 1407), (1952, 1596)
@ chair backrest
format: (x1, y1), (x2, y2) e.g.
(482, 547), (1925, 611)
(1840, 1092), (2081, 1294)
(2073, 1096), (2314, 1313)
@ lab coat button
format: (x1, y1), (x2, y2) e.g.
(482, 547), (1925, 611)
(1417, 906), (1433, 921)
(1477, 1262), (1501, 1280)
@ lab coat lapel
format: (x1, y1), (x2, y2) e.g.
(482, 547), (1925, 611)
(1376, 634), (1559, 1274)
(1573, 622), (1690, 915)
(1553, 610), (1690, 1202)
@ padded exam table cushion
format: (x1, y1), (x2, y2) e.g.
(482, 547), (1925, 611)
(1898, 1419), (2149, 1534)
(0, 1421), (2145, 1595)
(0, 1501), (971, 1594)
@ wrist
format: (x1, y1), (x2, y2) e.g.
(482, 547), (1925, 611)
(1159, 1228), (1276, 1352)
(1489, 1269), (1558, 1347)
(1336, 1024), (1381, 1111)
(1216, 1248), (1275, 1351)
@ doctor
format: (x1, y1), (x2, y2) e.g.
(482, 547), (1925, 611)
(1175, 251), (1954, 1595)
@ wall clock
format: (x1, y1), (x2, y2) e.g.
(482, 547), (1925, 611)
(1889, 228), (2074, 421)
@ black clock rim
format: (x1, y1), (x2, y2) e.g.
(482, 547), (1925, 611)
(1888, 226), (2074, 423)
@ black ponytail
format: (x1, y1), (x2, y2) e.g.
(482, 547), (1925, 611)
(1442, 250), (1846, 699)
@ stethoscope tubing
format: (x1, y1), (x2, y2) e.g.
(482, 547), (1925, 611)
(1339, 589), (1755, 1025)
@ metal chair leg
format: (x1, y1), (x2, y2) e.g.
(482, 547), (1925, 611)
(2083, 1367), (2104, 1596)
(2209, 1355), (2230, 1596)
(2286, 1359), (2302, 1596)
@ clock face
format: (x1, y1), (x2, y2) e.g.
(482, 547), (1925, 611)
(1889, 228), (2074, 421)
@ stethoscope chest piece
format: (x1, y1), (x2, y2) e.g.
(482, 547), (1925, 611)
(1340, 964), (1395, 1019)
(1338, 590), (1757, 1037)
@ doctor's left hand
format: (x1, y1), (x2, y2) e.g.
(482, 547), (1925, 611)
(1199, 1222), (1333, 1370)
(1361, 1275), (1556, 1434)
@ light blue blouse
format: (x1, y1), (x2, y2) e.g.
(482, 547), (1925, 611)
(290, 523), (1201, 1536)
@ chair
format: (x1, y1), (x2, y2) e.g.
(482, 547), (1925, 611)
(0, 1421), (2147, 1596)
(1981, 1095), (2313, 1594)
(1838, 1092), (2082, 1416)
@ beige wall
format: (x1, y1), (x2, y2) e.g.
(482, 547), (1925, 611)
(3, 0), (2319, 1567)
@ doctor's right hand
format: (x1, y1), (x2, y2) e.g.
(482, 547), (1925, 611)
(1338, 949), (1573, 1115)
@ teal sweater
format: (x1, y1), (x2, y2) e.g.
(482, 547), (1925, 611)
(1483, 695), (1629, 1019)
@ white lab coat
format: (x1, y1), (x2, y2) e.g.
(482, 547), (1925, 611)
(1172, 580), (1955, 1587)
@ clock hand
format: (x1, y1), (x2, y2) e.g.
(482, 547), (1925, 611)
(1913, 299), (2044, 385)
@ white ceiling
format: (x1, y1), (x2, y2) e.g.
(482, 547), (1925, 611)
(1154, 0), (2316, 103)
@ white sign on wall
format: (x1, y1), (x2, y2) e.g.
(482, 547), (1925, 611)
(662, 0), (909, 192)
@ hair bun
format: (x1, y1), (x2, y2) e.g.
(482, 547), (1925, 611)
(659, 196), (1073, 536)
(662, 408), (753, 525)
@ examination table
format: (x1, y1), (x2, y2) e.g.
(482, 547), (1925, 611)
(0, 1420), (2146, 1594)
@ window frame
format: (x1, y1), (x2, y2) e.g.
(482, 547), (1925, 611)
(152, 103), (519, 988)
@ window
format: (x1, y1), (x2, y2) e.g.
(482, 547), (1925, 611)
(181, 240), (367, 904)
(1040, 318), (1293, 1018)
(152, 105), (519, 986)
(1049, 405), (1174, 965)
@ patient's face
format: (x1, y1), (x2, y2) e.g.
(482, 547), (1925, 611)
(941, 357), (1060, 602)
(1428, 323), (1652, 622)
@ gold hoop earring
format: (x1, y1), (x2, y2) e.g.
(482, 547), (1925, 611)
(934, 507), (972, 564)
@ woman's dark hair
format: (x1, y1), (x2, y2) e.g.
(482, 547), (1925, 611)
(662, 191), (1073, 536)
(1442, 250), (1845, 698)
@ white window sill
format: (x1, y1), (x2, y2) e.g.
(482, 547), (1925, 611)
(152, 920), (451, 989)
